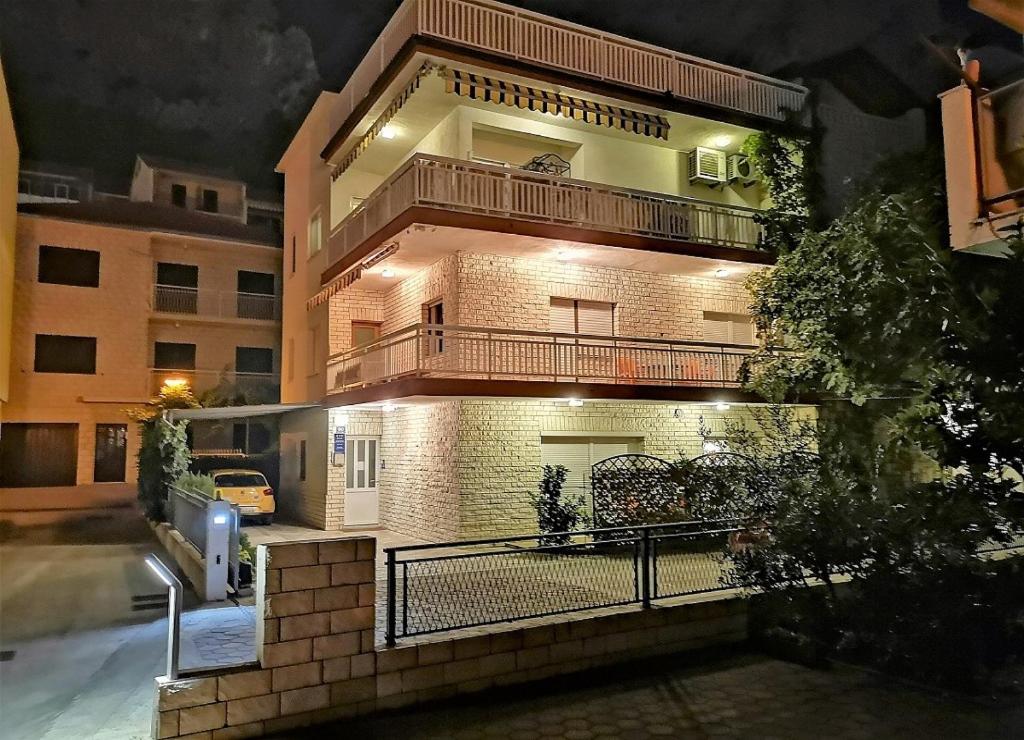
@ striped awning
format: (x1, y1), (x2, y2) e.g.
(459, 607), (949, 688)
(307, 244), (399, 309)
(332, 64), (433, 180)
(442, 68), (670, 140)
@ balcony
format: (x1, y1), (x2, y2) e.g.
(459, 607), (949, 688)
(326, 323), (759, 401)
(331, 0), (805, 137)
(150, 369), (279, 399)
(151, 285), (281, 322)
(328, 154), (765, 266)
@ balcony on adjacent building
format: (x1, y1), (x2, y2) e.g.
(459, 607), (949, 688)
(151, 284), (281, 322)
(327, 154), (766, 269)
(326, 323), (763, 403)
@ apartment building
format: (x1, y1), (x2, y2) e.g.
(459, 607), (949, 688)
(275, 0), (815, 539)
(0, 157), (282, 513)
(0, 56), (18, 425)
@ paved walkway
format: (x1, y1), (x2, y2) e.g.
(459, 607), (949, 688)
(273, 649), (1024, 739)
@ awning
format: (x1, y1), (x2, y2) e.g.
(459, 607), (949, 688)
(306, 243), (399, 310)
(332, 63), (434, 179)
(442, 68), (670, 140)
(166, 403), (319, 422)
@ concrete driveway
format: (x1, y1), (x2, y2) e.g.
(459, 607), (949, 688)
(0, 508), (194, 740)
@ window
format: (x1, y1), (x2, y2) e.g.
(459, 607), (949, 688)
(424, 300), (444, 354)
(307, 211), (322, 256)
(153, 342), (196, 370)
(351, 321), (382, 348)
(94, 424), (127, 483)
(540, 435), (642, 498)
(702, 311), (755, 345)
(214, 471), (269, 488)
(156, 262), (199, 288)
(298, 439), (307, 482)
(237, 271), (276, 319)
(345, 437), (379, 490)
(200, 188), (219, 213)
(38, 245), (100, 287)
(34, 335), (96, 374)
(171, 183), (187, 208)
(231, 423), (271, 455)
(236, 346), (273, 375)
(550, 298), (614, 335)
(287, 338), (295, 381)
(237, 271), (275, 295)
(290, 235), (296, 274)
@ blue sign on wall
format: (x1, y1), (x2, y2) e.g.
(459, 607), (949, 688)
(333, 427), (346, 454)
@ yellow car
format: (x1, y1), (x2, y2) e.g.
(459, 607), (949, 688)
(211, 469), (275, 524)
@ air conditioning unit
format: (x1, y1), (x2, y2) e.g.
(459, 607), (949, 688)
(688, 147), (727, 186)
(727, 154), (758, 186)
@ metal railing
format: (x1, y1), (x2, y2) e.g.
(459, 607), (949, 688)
(326, 323), (758, 394)
(152, 285), (281, 321)
(150, 369), (279, 397)
(976, 78), (1024, 211)
(328, 154), (766, 261)
(329, 0), (805, 139)
(384, 520), (741, 644)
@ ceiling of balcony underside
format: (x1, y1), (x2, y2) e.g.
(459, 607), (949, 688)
(328, 52), (763, 178)
(346, 223), (763, 292)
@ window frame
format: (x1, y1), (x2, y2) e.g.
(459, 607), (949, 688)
(170, 183), (187, 208)
(307, 209), (323, 258)
(38, 245), (101, 288)
(34, 334), (97, 374)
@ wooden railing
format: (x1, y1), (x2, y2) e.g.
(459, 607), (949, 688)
(328, 154), (765, 262)
(326, 323), (758, 393)
(330, 0), (805, 136)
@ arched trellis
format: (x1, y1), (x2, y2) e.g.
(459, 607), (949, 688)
(590, 454), (683, 530)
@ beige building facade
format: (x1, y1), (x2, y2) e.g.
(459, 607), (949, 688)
(275, 0), (814, 540)
(0, 162), (282, 514)
(0, 56), (18, 424)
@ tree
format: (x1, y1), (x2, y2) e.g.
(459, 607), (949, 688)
(731, 150), (1024, 688)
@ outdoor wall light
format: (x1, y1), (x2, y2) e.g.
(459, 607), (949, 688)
(715, 402), (731, 412)
(714, 268), (731, 278)
(712, 134), (732, 148)
(162, 377), (189, 389)
(380, 268), (395, 278)
(212, 514), (228, 526)
(380, 124), (398, 139)
(382, 402), (397, 412)
(567, 398), (584, 407)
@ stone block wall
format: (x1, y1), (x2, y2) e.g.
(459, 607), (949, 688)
(152, 536), (749, 739)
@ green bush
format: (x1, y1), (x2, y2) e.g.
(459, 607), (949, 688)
(531, 465), (587, 545)
(174, 471), (216, 498)
(136, 418), (191, 522)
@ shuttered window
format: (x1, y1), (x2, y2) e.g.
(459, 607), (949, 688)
(702, 311), (755, 345)
(540, 435), (641, 498)
(549, 298), (614, 335)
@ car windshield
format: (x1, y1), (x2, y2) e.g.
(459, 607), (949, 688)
(215, 473), (267, 488)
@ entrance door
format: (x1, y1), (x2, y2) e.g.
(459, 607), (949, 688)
(94, 424), (128, 482)
(0, 423), (78, 487)
(344, 436), (380, 526)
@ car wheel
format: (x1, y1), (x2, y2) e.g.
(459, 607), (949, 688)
(263, 515), (274, 526)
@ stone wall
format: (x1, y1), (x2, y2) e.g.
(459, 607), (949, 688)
(152, 536), (749, 739)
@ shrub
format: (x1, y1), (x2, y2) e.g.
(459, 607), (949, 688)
(531, 465), (586, 545)
(136, 418), (191, 522)
(174, 471), (216, 498)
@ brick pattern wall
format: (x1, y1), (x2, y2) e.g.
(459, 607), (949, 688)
(456, 252), (751, 339)
(327, 288), (383, 356)
(382, 253), (459, 333)
(455, 399), (778, 538)
(153, 536), (749, 739)
(378, 402), (460, 541)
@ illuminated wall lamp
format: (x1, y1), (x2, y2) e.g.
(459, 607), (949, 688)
(380, 124), (397, 139)
(380, 268), (395, 278)
(715, 402), (731, 412)
(567, 398), (584, 407)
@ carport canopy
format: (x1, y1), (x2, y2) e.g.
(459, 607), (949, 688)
(166, 403), (319, 422)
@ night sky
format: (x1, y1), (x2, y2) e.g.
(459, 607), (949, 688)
(1, 0), (1020, 191)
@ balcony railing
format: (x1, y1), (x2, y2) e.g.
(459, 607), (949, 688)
(150, 369), (279, 398)
(332, 0), (805, 136)
(326, 323), (757, 394)
(976, 78), (1024, 211)
(328, 154), (765, 262)
(152, 285), (281, 321)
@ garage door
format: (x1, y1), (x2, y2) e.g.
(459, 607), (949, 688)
(0, 423), (79, 487)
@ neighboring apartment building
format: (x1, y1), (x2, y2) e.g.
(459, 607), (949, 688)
(0, 56), (18, 425)
(0, 157), (282, 512)
(274, 0), (816, 540)
(940, 2), (1024, 253)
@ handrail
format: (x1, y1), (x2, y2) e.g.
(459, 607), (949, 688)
(327, 322), (765, 363)
(330, 152), (762, 240)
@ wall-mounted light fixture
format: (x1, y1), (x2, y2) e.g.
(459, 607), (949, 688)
(714, 268), (731, 278)
(381, 268), (395, 278)
(715, 402), (731, 412)
(712, 134), (732, 148)
(567, 398), (584, 407)
(380, 124), (398, 139)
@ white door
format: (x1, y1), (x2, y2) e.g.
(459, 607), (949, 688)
(344, 436), (380, 526)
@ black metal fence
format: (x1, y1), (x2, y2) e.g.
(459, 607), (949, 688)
(384, 520), (741, 645)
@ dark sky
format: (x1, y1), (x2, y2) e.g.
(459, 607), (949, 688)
(1, 0), (1019, 191)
